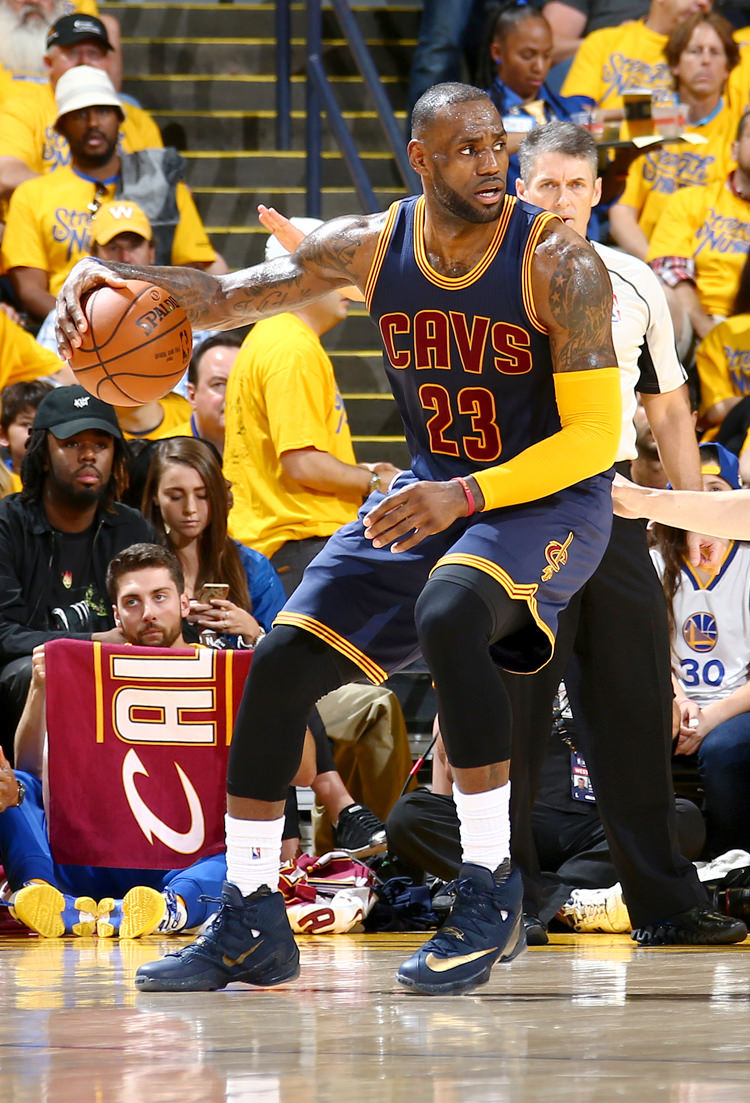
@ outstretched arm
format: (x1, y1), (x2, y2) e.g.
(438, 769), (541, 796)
(55, 212), (386, 357)
(613, 474), (750, 540)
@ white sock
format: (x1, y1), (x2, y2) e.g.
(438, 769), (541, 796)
(225, 814), (284, 897)
(453, 782), (511, 872)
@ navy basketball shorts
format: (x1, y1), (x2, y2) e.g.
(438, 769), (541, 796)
(274, 469), (614, 681)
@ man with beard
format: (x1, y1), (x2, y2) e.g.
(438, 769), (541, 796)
(0, 2), (123, 104)
(0, 543), (229, 940)
(0, 13), (154, 202)
(59, 81), (626, 996)
(1, 64), (219, 323)
(0, 384), (154, 756)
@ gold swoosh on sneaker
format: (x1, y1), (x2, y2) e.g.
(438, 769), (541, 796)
(424, 947), (498, 972)
(222, 942), (261, 968)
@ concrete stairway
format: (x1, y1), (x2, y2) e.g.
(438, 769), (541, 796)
(104, 0), (417, 468)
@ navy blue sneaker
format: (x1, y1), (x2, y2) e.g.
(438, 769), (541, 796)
(396, 863), (526, 995)
(134, 882), (300, 992)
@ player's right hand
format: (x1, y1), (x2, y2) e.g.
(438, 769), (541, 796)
(55, 257), (128, 360)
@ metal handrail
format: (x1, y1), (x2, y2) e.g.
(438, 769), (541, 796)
(299, 0), (417, 218)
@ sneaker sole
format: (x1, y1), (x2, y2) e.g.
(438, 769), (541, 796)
(135, 955), (301, 993)
(337, 839), (388, 859)
(396, 913), (527, 996)
(632, 923), (747, 946)
(12, 886), (97, 938)
(120, 887), (166, 939)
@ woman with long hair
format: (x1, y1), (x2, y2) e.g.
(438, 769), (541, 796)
(652, 443), (750, 856)
(141, 436), (285, 646)
(476, 2), (589, 192)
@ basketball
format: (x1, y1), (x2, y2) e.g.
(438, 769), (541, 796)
(69, 279), (192, 407)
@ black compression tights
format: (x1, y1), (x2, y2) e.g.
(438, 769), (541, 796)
(227, 625), (359, 802)
(226, 570), (531, 800)
(414, 569), (531, 771)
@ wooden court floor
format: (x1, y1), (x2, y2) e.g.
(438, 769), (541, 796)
(3, 931), (750, 1103)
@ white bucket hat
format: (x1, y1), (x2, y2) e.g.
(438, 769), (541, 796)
(54, 65), (124, 130)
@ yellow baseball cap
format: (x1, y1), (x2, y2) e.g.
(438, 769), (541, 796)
(90, 200), (152, 246)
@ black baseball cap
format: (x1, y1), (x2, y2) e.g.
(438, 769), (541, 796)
(46, 14), (113, 52)
(34, 385), (122, 440)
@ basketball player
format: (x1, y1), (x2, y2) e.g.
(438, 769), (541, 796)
(507, 121), (746, 944)
(57, 83), (624, 995)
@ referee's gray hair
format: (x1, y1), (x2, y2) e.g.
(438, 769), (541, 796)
(517, 121), (598, 183)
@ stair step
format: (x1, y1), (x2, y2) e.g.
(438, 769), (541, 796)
(342, 394), (402, 436)
(106, 2), (420, 40)
(191, 186), (406, 223)
(182, 149), (403, 187)
(153, 109), (407, 151)
(122, 38), (414, 77)
(123, 73), (407, 113)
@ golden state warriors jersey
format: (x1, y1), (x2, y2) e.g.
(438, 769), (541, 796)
(366, 194), (560, 482)
(652, 542), (750, 709)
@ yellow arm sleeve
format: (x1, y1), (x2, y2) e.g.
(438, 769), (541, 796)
(473, 367), (621, 511)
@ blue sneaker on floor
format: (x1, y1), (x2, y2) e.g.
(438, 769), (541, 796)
(134, 881), (300, 992)
(396, 863), (526, 995)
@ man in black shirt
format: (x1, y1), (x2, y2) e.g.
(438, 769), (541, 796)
(0, 385), (154, 755)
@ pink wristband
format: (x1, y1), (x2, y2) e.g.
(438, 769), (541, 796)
(452, 476), (476, 517)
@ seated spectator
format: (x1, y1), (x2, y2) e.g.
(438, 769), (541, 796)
(0, 13), (153, 202)
(142, 436), (283, 648)
(2, 65), (222, 322)
(561, 0), (712, 116)
(0, 544), (234, 938)
(475, 3), (589, 192)
(0, 378), (55, 491)
(648, 111), (750, 349)
(694, 250), (750, 441)
(171, 333), (242, 457)
(0, 385), (154, 753)
(609, 13), (740, 261)
(141, 436), (393, 858)
(652, 443), (750, 857)
(114, 395), (191, 442)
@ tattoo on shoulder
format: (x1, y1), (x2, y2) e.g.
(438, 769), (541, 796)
(299, 213), (385, 284)
(538, 229), (615, 373)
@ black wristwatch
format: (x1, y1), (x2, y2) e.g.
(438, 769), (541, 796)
(14, 777), (25, 807)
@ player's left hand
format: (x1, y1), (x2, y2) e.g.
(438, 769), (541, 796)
(685, 530), (722, 570)
(363, 480), (469, 553)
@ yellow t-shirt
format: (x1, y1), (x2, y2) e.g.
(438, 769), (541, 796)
(150, 413), (195, 441)
(224, 313), (359, 557)
(117, 393), (190, 441)
(562, 21), (674, 110)
(616, 105), (737, 241)
(0, 82), (162, 176)
(0, 309), (61, 386)
(695, 314), (750, 416)
(647, 180), (750, 318)
(2, 165), (216, 295)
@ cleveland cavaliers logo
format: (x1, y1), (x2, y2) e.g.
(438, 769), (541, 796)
(682, 612), (718, 653)
(541, 533), (573, 582)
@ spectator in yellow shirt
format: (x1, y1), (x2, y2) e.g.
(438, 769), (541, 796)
(2, 66), (221, 323)
(0, 14), (159, 202)
(648, 111), (750, 349)
(610, 12), (740, 261)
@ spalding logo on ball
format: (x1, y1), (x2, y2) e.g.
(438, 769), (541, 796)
(69, 279), (192, 407)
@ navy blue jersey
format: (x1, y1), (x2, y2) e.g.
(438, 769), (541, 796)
(366, 194), (561, 483)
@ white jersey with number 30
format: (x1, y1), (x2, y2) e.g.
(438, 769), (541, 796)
(651, 541), (750, 709)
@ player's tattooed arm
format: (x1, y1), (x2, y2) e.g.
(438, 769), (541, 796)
(55, 213), (386, 356)
(532, 223), (617, 373)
